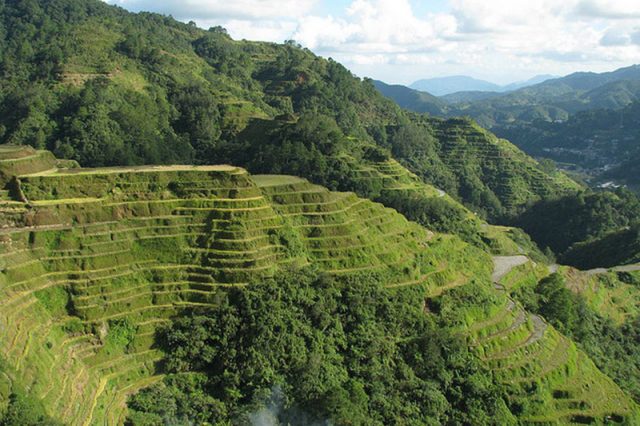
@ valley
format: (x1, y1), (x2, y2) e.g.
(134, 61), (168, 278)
(375, 67), (640, 190)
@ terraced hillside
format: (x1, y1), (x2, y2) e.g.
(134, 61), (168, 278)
(561, 265), (640, 326)
(425, 117), (580, 216)
(0, 148), (635, 424)
(484, 257), (634, 423)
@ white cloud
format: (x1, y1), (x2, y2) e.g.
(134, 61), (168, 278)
(293, 0), (452, 55)
(601, 29), (632, 46)
(306, 0), (640, 83)
(574, 0), (640, 19)
(450, 0), (570, 34)
(105, 0), (313, 47)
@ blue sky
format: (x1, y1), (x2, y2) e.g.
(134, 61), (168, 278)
(314, 0), (449, 17)
(106, 0), (640, 85)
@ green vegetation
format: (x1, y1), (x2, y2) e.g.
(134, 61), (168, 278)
(512, 189), (640, 268)
(0, 0), (639, 423)
(563, 225), (640, 269)
(376, 68), (640, 190)
(378, 189), (483, 244)
(380, 116), (580, 220)
(378, 65), (640, 130)
(535, 273), (578, 332)
(496, 101), (640, 174)
(372, 79), (446, 115)
(507, 270), (640, 404)
(129, 267), (512, 425)
(1, 390), (62, 426)
(0, 0), (580, 225)
(0, 359), (62, 425)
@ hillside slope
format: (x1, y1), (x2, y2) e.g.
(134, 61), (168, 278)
(0, 147), (636, 424)
(372, 80), (446, 115)
(495, 259), (640, 404)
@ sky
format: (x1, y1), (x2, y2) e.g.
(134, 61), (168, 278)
(105, 0), (640, 85)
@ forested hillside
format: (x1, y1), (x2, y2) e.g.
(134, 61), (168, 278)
(496, 101), (640, 182)
(0, 0), (580, 223)
(372, 80), (446, 115)
(508, 188), (640, 269)
(0, 146), (637, 425)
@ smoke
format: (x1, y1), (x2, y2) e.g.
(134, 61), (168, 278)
(246, 386), (331, 426)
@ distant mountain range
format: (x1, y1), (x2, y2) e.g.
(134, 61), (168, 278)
(409, 74), (556, 96)
(377, 65), (640, 128)
(375, 64), (640, 189)
(375, 64), (640, 128)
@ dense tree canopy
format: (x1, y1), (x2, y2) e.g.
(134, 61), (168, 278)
(127, 267), (513, 425)
(513, 189), (640, 266)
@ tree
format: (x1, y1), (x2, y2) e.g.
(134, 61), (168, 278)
(535, 273), (576, 331)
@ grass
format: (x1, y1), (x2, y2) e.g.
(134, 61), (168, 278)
(561, 267), (640, 326)
(252, 174), (306, 187)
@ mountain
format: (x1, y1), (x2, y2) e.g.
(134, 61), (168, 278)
(602, 149), (640, 191)
(1, 0), (640, 424)
(380, 67), (640, 187)
(440, 90), (504, 103)
(501, 74), (557, 91)
(0, 146), (636, 425)
(562, 224), (640, 269)
(408, 74), (556, 97)
(448, 64), (640, 128)
(372, 80), (446, 115)
(498, 102), (640, 174)
(439, 75), (558, 103)
(512, 189), (640, 262)
(409, 75), (501, 95)
(0, 0), (580, 222)
(385, 65), (640, 129)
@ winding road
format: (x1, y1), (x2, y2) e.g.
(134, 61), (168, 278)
(491, 255), (529, 283)
(490, 255), (548, 349)
(585, 263), (640, 276)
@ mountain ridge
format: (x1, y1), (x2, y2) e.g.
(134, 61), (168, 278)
(407, 74), (556, 96)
